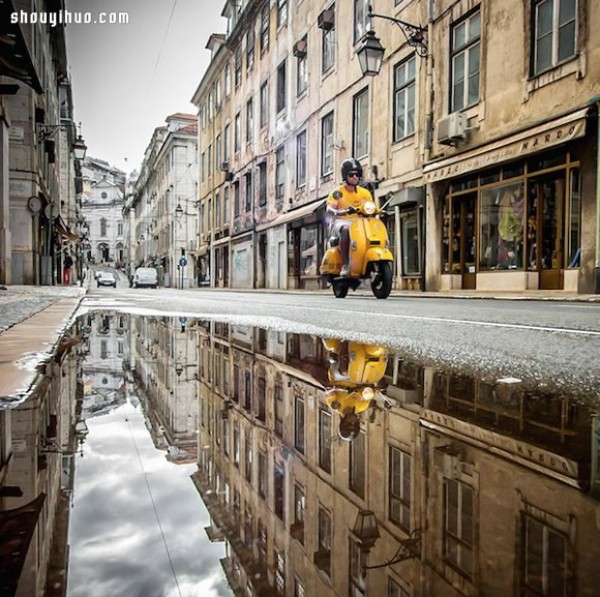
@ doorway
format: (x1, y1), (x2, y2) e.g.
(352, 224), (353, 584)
(451, 193), (477, 289)
(527, 174), (565, 290)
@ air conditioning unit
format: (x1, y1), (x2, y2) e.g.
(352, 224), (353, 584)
(318, 8), (335, 30)
(292, 39), (307, 58)
(220, 161), (229, 172)
(437, 112), (468, 145)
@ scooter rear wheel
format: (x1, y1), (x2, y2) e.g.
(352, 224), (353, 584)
(332, 279), (349, 298)
(371, 262), (393, 299)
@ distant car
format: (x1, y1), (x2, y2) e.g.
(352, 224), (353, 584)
(97, 272), (117, 288)
(132, 267), (158, 289)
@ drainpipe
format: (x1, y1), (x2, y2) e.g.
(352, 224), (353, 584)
(595, 99), (600, 293)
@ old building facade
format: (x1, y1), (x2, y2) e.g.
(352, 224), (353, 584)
(189, 0), (599, 294)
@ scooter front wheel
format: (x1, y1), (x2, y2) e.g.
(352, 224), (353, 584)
(371, 262), (393, 299)
(332, 279), (349, 298)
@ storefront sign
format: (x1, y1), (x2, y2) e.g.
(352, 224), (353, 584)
(424, 108), (588, 183)
(421, 410), (579, 478)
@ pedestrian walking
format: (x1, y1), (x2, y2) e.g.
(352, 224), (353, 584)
(63, 251), (74, 285)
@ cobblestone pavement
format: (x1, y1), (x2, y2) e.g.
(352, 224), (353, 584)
(0, 285), (86, 333)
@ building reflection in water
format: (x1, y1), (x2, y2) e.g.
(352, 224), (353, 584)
(0, 321), (85, 597)
(2, 311), (600, 597)
(191, 322), (600, 597)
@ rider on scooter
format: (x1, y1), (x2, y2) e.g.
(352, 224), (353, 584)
(326, 157), (373, 277)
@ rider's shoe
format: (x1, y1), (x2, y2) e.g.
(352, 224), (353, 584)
(340, 264), (350, 277)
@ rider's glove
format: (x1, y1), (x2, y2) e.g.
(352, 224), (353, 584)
(347, 206), (358, 214)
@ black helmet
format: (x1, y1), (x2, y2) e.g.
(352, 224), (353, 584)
(341, 158), (363, 181)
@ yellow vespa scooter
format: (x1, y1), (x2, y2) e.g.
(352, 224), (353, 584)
(320, 196), (394, 299)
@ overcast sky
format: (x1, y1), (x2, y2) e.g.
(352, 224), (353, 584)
(66, 0), (226, 175)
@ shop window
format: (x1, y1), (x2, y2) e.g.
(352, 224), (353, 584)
(479, 181), (525, 271)
(300, 226), (318, 275)
(532, 0), (577, 76)
(401, 212), (421, 275)
(450, 9), (481, 112)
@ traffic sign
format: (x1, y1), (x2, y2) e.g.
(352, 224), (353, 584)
(179, 257), (187, 267)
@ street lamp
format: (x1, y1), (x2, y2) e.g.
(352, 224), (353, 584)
(352, 509), (421, 571)
(175, 202), (183, 218)
(38, 124), (88, 161)
(175, 361), (184, 378)
(356, 4), (427, 77)
(72, 135), (87, 161)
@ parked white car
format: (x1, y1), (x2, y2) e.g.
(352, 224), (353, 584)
(132, 267), (158, 289)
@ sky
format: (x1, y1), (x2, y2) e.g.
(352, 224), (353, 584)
(66, 0), (226, 175)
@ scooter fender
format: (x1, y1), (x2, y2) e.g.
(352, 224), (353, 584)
(364, 247), (394, 266)
(320, 246), (342, 275)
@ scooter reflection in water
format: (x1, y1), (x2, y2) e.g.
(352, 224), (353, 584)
(323, 338), (393, 441)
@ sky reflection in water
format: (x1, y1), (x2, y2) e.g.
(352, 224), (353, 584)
(67, 402), (232, 597)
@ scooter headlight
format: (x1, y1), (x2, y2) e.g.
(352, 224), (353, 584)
(362, 201), (376, 215)
(362, 387), (375, 401)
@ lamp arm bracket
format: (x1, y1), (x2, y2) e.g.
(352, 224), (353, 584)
(367, 5), (428, 57)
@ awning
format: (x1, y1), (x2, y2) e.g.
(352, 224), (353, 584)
(256, 198), (326, 232)
(388, 186), (424, 208)
(0, 0), (43, 93)
(54, 216), (80, 242)
(423, 107), (590, 183)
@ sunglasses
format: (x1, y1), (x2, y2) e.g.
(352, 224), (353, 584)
(347, 172), (360, 177)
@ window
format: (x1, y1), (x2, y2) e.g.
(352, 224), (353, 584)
(256, 376), (266, 421)
(294, 395), (305, 454)
(532, 0), (577, 76)
(394, 56), (416, 141)
(234, 181), (240, 218)
(274, 463), (285, 520)
(322, 9), (335, 72)
(258, 450), (267, 498)
(260, 4), (270, 52)
(223, 186), (230, 225)
(223, 124), (230, 159)
(349, 430), (365, 498)
(245, 172), (253, 213)
(316, 507), (332, 576)
(451, 10), (480, 112)
(234, 113), (241, 152)
(296, 131), (307, 188)
(275, 146), (285, 205)
(246, 98), (254, 143)
(259, 162), (267, 207)
(354, 0), (369, 43)
(100, 218), (107, 237)
(234, 45), (242, 88)
(277, 0), (288, 27)
(277, 60), (287, 113)
(521, 513), (569, 595)
(353, 88), (369, 158)
(292, 484), (305, 544)
(389, 578), (410, 597)
(246, 27), (255, 72)
(318, 409), (332, 473)
(294, 578), (305, 597)
(215, 77), (221, 108)
(225, 63), (231, 97)
(568, 169), (581, 267)
(444, 478), (474, 578)
(321, 112), (334, 176)
(389, 446), (411, 530)
(296, 37), (307, 96)
(349, 539), (367, 596)
(215, 191), (221, 227)
(260, 82), (268, 128)
(215, 134), (221, 169)
(244, 434), (252, 482)
(117, 221), (123, 236)
(274, 382), (284, 435)
(275, 548), (285, 594)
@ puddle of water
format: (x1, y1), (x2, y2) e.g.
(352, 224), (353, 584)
(1, 311), (599, 597)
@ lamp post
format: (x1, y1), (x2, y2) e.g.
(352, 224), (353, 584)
(352, 509), (421, 572)
(356, 4), (427, 77)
